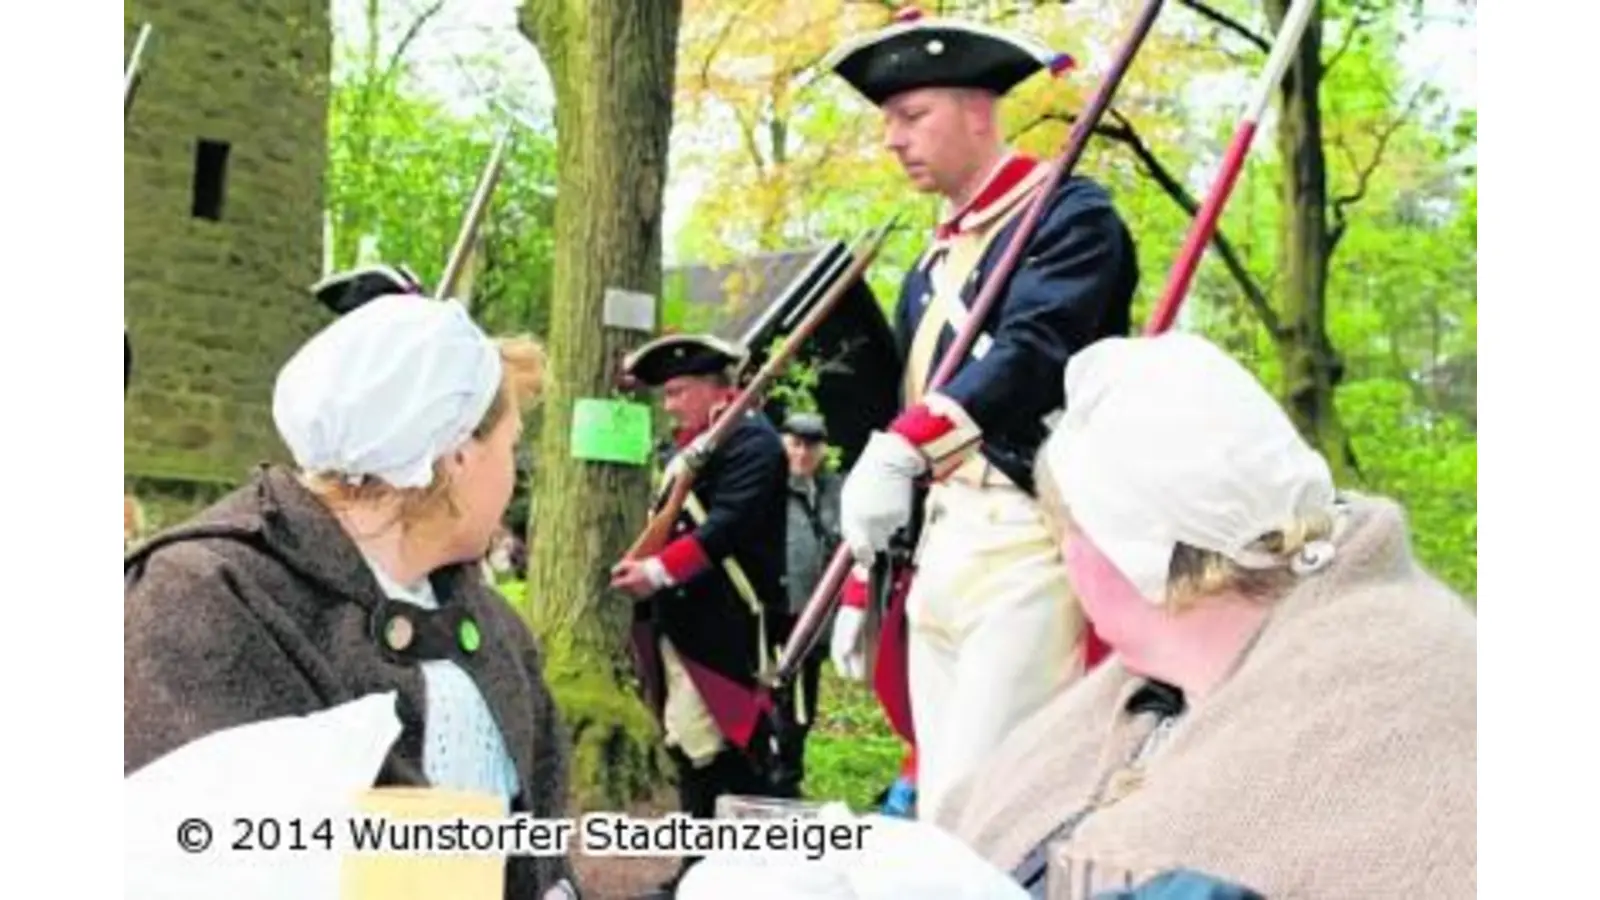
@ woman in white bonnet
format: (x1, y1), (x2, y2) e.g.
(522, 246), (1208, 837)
(931, 333), (1475, 899)
(125, 294), (580, 899)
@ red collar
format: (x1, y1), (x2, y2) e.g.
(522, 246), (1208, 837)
(935, 154), (1041, 240)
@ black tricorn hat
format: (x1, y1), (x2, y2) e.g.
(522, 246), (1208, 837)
(823, 6), (1072, 107)
(310, 263), (425, 316)
(622, 333), (747, 387)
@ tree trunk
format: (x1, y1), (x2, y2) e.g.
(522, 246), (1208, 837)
(519, 0), (683, 809)
(1263, 0), (1359, 480)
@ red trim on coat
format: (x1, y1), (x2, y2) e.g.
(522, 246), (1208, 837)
(871, 565), (917, 745)
(936, 155), (1041, 240)
(678, 656), (770, 749)
(658, 535), (711, 584)
(889, 403), (954, 449)
(840, 570), (870, 610)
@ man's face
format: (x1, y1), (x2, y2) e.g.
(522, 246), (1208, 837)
(661, 375), (727, 434)
(881, 86), (992, 196)
(783, 433), (826, 477)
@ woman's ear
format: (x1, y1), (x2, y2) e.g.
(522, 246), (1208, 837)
(441, 444), (471, 475)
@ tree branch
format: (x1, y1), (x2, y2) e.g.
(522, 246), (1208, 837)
(779, 48), (831, 84)
(1010, 109), (1283, 336)
(731, 105), (767, 176)
(382, 0), (445, 85)
(1321, 16), (1364, 76)
(1328, 84), (1428, 250)
(695, 0), (762, 93)
(1322, 2), (1384, 77)
(517, 1), (566, 81)
(1100, 107), (1283, 337)
(1176, 0), (1271, 53)
(1008, 111), (1131, 151)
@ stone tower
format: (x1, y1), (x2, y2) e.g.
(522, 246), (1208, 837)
(124, 1), (332, 487)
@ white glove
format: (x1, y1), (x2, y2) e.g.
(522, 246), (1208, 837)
(641, 556), (675, 590)
(839, 431), (926, 566)
(831, 605), (867, 681)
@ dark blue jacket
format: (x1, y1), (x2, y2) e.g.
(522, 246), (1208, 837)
(896, 175), (1138, 493)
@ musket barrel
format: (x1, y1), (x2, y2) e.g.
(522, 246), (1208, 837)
(124, 23), (154, 118)
(770, 0), (1169, 690)
(622, 219), (895, 565)
(771, 549), (854, 685)
(438, 126), (514, 304)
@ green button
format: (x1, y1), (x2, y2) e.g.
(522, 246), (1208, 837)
(459, 618), (482, 654)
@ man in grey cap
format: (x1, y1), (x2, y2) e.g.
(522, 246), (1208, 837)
(778, 410), (843, 789)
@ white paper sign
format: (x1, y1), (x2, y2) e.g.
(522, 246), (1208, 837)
(603, 288), (656, 333)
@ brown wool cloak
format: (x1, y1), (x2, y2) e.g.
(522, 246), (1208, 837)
(125, 466), (577, 898)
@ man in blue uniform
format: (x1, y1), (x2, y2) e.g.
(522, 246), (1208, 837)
(611, 333), (794, 897)
(824, 7), (1137, 822)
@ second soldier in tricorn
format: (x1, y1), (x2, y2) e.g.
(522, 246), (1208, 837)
(610, 333), (795, 898)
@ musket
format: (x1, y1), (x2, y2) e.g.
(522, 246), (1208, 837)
(770, 0), (1169, 687)
(437, 124), (515, 304)
(1144, 0), (1317, 335)
(772, 0), (1323, 686)
(623, 215), (900, 563)
(730, 239), (860, 385)
(125, 23), (154, 119)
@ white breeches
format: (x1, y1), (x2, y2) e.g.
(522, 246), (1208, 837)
(660, 638), (724, 767)
(906, 479), (1086, 823)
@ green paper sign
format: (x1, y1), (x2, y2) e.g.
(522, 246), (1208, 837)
(570, 398), (653, 466)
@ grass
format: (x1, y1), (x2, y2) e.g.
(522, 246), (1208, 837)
(801, 668), (907, 812)
(497, 578), (907, 812)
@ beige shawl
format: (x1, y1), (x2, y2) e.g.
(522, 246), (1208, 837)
(935, 495), (1476, 899)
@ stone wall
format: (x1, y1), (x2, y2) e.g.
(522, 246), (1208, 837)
(124, 0), (332, 484)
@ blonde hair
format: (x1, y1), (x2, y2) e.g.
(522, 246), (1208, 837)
(305, 334), (546, 533)
(1032, 452), (1333, 608)
(1164, 512), (1334, 609)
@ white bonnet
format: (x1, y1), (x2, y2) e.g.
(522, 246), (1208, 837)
(272, 294), (502, 489)
(1040, 333), (1338, 605)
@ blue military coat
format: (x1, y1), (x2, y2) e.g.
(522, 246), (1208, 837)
(895, 168), (1139, 493)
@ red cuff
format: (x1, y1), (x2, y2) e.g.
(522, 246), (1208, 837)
(889, 403), (954, 448)
(841, 571), (870, 610)
(658, 536), (711, 584)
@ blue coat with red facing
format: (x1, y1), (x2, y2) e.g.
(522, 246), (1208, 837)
(850, 153), (1138, 761)
(631, 410), (791, 753)
(620, 334), (792, 757)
